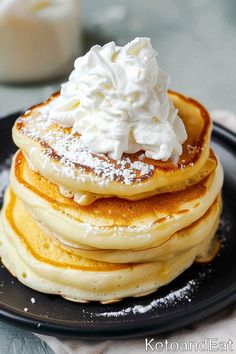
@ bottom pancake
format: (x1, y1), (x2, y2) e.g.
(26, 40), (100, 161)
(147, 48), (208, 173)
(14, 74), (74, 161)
(0, 189), (220, 303)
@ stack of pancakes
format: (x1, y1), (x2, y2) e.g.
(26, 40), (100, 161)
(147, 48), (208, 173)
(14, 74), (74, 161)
(0, 91), (223, 303)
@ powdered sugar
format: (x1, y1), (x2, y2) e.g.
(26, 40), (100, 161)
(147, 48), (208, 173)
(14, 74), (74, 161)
(0, 156), (12, 198)
(85, 278), (202, 319)
(217, 217), (232, 245)
(81, 266), (216, 319)
(19, 110), (155, 185)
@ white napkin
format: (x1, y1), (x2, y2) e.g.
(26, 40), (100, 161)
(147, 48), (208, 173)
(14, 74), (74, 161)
(211, 110), (236, 133)
(36, 110), (236, 354)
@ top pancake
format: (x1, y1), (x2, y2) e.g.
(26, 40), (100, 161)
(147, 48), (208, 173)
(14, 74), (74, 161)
(13, 91), (212, 198)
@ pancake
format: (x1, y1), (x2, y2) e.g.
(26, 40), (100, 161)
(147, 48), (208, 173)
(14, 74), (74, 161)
(37, 196), (222, 263)
(0, 189), (219, 303)
(21, 146), (217, 206)
(11, 150), (224, 250)
(12, 91), (212, 202)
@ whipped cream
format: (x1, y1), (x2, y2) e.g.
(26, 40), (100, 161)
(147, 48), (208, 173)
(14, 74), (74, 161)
(49, 37), (187, 161)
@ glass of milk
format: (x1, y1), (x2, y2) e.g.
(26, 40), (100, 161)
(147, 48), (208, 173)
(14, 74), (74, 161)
(0, 0), (80, 83)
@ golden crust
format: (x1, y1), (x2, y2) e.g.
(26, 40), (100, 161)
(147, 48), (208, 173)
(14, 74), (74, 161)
(14, 150), (218, 226)
(4, 189), (129, 271)
(13, 91), (212, 198)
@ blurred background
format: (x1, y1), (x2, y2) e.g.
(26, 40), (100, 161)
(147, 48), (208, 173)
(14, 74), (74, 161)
(1, 0), (236, 117)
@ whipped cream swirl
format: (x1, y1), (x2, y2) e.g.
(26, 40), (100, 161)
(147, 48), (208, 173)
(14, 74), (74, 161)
(49, 37), (187, 161)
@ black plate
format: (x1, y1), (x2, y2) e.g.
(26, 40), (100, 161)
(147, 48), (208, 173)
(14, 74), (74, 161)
(0, 112), (235, 339)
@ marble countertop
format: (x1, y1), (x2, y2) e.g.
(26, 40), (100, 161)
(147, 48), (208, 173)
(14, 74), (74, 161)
(0, 1), (235, 353)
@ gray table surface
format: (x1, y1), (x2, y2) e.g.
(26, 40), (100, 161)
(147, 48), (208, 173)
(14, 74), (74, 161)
(0, 1), (235, 353)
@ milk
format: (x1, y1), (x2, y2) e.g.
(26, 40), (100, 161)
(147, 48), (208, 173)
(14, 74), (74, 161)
(0, 0), (80, 82)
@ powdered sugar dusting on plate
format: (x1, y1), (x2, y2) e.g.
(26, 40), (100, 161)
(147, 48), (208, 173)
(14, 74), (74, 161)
(84, 278), (204, 319)
(217, 216), (232, 245)
(0, 156), (12, 198)
(83, 267), (214, 319)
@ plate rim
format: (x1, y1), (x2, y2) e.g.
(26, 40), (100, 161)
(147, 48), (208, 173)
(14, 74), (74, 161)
(0, 112), (235, 338)
(0, 284), (235, 339)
